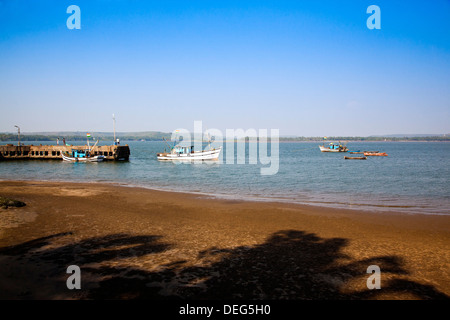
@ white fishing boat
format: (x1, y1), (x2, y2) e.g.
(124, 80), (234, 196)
(157, 131), (221, 161)
(157, 145), (221, 161)
(319, 142), (348, 152)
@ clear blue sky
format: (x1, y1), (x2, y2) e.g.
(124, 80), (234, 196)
(1, 0), (449, 136)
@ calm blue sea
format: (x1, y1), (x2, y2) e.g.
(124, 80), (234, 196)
(1, 141), (449, 215)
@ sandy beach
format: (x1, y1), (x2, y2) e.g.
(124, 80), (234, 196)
(0, 180), (449, 300)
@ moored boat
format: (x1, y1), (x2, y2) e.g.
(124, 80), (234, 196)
(61, 149), (105, 162)
(60, 137), (105, 162)
(344, 156), (367, 160)
(364, 152), (388, 156)
(319, 142), (348, 152)
(157, 132), (222, 161)
(157, 146), (222, 161)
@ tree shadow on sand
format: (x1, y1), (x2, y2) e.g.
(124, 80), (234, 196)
(0, 232), (172, 299)
(0, 230), (448, 300)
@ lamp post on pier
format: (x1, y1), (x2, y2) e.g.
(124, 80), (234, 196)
(14, 125), (21, 147)
(113, 114), (116, 145)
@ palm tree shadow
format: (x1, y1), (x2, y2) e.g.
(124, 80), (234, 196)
(162, 230), (448, 300)
(0, 230), (448, 300)
(0, 233), (170, 265)
(0, 232), (74, 256)
(0, 232), (172, 299)
(144, 230), (448, 300)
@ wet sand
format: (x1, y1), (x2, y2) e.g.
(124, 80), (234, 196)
(0, 180), (449, 300)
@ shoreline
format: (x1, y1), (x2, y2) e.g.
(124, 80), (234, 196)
(0, 180), (449, 299)
(1, 178), (447, 217)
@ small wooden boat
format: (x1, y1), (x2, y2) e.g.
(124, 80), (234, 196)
(344, 156), (367, 160)
(350, 152), (363, 154)
(364, 152), (388, 156)
(364, 151), (379, 153)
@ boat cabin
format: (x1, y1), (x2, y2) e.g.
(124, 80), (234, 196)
(173, 145), (195, 155)
(71, 149), (90, 158)
(328, 143), (342, 150)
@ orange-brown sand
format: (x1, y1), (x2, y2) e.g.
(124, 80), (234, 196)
(0, 180), (449, 300)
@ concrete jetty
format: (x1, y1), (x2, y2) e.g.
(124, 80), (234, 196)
(0, 144), (130, 161)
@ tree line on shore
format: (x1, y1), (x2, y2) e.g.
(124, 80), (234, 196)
(1, 133), (449, 142)
(279, 136), (450, 142)
(0, 132), (169, 142)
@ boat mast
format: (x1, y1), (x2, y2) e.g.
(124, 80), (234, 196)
(205, 128), (212, 150)
(91, 139), (99, 153)
(163, 137), (173, 150)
